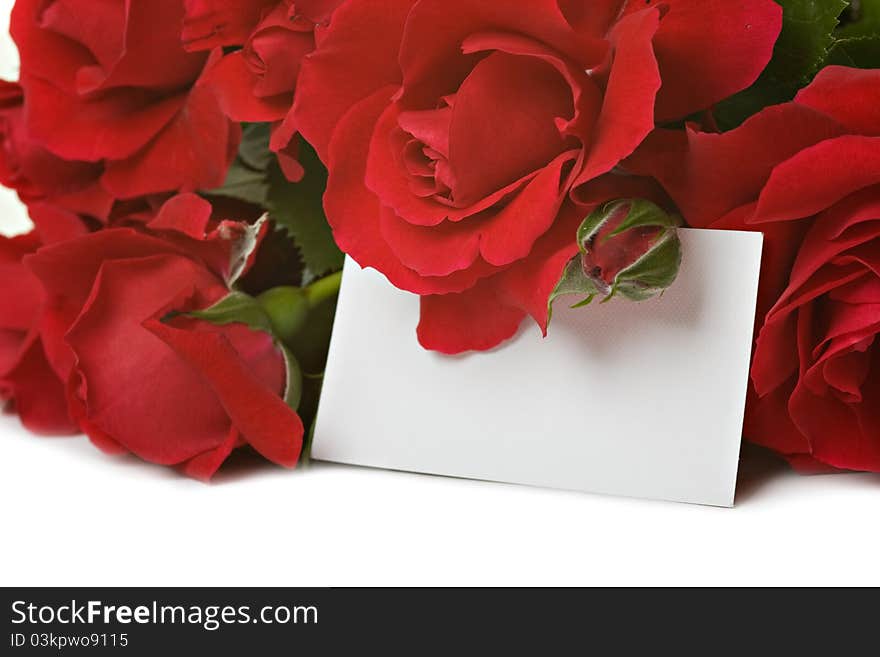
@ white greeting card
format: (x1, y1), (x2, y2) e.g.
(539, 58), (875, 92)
(312, 229), (763, 506)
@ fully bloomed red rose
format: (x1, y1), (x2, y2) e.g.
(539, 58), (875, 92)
(9, 0), (239, 203)
(25, 194), (304, 479)
(628, 66), (880, 473)
(292, 0), (782, 354)
(184, 0), (344, 180)
(0, 231), (75, 434)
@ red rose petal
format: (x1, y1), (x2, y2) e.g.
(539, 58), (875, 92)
(574, 8), (661, 186)
(790, 376), (880, 471)
(292, 0), (413, 161)
(102, 83), (237, 198)
(795, 66), (880, 136)
(204, 50), (291, 122)
(647, 0), (782, 121)
(367, 101), (518, 227)
(148, 193), (214, 239)
(557, 0), (627, 36)
(755, 136), (880, 223)
(625, 105), (845, 227)
(0, 234), (43, 329)
(182, 0), (277, 51)
(66, 255), (232, 465)
(742, 382), (813, 458)
(445, 52), (572, 207)
(22, 74), (185, 162)
(11, 0), (93, 94)
(411, 201), (584, 355)
(71, 0), (207, 93)
(496, 201), (583, 333)
(182, 428), (241, 481)
(2, 337), (76, 435)
(147, 320), (303, 469)
(417, 277), (527, 355)
(398, 0), (605, 109)
(325, 86), (497, 295)
(379, 152), (576, 276)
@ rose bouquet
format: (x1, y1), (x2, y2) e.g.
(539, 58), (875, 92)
(1, 0), (879, 479)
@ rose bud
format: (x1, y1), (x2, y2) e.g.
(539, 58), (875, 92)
(551, 199), (682, 311)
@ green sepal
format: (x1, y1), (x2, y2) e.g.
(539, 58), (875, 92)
(576, 199), (680, 251)
(281, 345), (304, 411)
(547, 257), (600, 322)
(189, 291), (273, 334)
(609, 200), (680, 236)
(611, 229), (682, 302)
(571, 296), (595, 309)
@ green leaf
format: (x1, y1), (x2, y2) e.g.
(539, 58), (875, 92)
(208, 160), (269, 207)
(237, 123), (272, 171)
(838, 0), (880, 37)
(267, 142), (344, 277)
(715, 0), (848, 130)
(772, 0), (849, 82)
(205, 123), (273, 206)
(189, 291), (274, 334)
(827, 33), (880, 65)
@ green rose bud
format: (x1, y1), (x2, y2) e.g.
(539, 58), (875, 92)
(550, 199), (682, 313)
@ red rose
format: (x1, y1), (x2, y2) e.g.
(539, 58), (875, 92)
(628, 66), (880, 472)
(188, 0), (344, 181)
(10, 0), (239, 202)
(0, 231), (75, 434)
(25, 194), (304, 479)
(292, 0), (781, 353)
(0, 80), (108, 240)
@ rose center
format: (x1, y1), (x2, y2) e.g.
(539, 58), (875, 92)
(396, 51), (576, 208)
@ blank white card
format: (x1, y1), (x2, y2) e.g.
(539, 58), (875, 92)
(312, 229), (763, 506)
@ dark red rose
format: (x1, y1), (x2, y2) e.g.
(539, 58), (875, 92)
(292, 0), (781, 353)
(186, 0), (344, 180)
(10, 0), (240, 202)
(25, 194), (304, 479)
(0, 231), (76, 434)
(628, 66), (880, 473)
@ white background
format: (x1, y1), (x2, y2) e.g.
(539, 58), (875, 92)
(1, 0), (879, 587)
